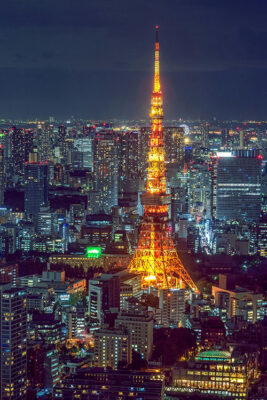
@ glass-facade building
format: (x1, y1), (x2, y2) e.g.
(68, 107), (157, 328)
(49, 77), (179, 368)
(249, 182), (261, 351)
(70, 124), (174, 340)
(216, 150), (261, 221)
(0, 288), (27, 400)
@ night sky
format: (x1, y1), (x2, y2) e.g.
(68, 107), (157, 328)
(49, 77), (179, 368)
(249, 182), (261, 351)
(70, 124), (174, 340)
(1, 0), (267, 120)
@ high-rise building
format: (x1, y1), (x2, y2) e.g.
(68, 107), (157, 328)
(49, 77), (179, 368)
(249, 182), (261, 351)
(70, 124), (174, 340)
(159, 288), (185, 327)
(93, 132), (119, 213)
(73, 136), (93, 170)
(189, 163), (211, 217)
(201, 122), (209, 148)
(128, 27), (198, 293)
(164, 126), (185, 165)
(221, 128), (229, 148)
(115, 312), (153, 360)
(0, 145), (5, 205)
(58, 125), (73, 164)
(24, 163), (48, 216)
(138, 127), (150, 188)
(38, 124), (53, 162)
(0, 287), (27, 400)
(216, 150), (262, 221)
(94, 328), (132, 369)
(257, 215), (267, 257)
(119, 130), (139, 197)
(88, 273), (120, 326)
(11, 127), (25, 176)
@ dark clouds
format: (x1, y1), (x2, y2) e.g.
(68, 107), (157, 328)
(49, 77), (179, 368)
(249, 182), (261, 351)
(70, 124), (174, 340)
(1, 0), (267, 119)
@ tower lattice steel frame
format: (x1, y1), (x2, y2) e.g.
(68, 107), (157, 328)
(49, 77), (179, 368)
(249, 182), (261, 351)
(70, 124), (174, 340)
(129, 27), (199, 293)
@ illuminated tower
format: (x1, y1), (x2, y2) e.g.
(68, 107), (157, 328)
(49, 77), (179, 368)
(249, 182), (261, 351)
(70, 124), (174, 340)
(129, 27), (198, 292)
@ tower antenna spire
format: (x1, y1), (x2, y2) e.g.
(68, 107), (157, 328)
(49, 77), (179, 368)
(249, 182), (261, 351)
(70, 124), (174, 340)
(154, 25), (160, 93)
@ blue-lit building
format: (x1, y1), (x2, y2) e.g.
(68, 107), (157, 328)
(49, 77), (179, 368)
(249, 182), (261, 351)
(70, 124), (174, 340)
(216, 150), (262, 221)
(24, 162), (48, 216)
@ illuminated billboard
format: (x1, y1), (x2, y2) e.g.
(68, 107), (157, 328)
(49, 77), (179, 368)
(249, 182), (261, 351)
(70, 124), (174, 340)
(86, 247), (102, 258)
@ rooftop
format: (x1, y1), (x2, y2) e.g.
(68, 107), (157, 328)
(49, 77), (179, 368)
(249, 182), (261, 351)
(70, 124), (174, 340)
(197, 350), (231, 360)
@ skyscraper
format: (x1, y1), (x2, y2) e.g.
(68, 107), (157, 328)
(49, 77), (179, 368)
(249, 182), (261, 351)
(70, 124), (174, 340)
(0, 287), (27, 400)
(164, 126), (185, 165)
(24, 162), (48, 216)
(11, 127), (34, 177)
(216, 150), (262, 221)
(11, 127), (25, 177)
(0, 145), (5, 205)
(257, 215), (267, 257)
(119, 130), (139, 196)
(38, 124), (53, 162)
(73, 136), (93, 170)
(58, 124), (67, 163)
(128, 27), (198, 293)
(93, 132), (119, 213)
(201, 122), (209, 148)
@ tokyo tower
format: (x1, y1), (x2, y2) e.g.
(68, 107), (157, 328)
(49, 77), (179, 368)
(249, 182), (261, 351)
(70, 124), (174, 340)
(129, 27), (199, 293)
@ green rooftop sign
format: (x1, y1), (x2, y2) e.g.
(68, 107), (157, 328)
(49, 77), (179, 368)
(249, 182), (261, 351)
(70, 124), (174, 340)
(86, 247), (102, 258)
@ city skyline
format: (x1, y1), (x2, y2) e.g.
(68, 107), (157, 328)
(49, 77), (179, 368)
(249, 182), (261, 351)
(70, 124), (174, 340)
(0, 4), (267, 400)
(1, 1), (267, 120)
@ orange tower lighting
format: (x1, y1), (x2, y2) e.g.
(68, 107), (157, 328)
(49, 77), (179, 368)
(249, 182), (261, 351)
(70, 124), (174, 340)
(128, 26), (199, 293)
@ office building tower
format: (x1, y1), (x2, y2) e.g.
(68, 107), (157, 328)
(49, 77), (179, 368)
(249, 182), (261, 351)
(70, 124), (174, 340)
(11, 127), (25, 176)
(58, 125), (68, 163)
(93, 132), (119, 213)
(212, 275), (263, 323)
(115, 312), (153, 360)
(0, 288), (27, 400)
(94, 328), (132, 369)
(189, 163), (211, 217)
(88, 274), (120, 326)
(138, 127), (150, 187)
(239, 129), (245, 149)
(24, 163), (48, 216)
(0, 145), (5, 205)
(201, 122), (209, 148)
(119, 130), (139, 197)
(257, 215), (267, 257)
(0, 131), (11, 186)
(159, 288), (185, 327)
(12, 128), (34, 175)
(184, 146), (193, 164)
(216, 150), (262, 221)
(43, 347), (61, 389)
(73, 136), (93, 170)
(37, 206), (54, 236)
(38, 124), (53, 162)
(221, 128), (229, 148)
(164, 126), (185, 165)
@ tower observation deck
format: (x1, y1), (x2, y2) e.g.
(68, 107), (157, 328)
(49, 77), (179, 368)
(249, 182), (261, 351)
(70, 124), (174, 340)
(128, 27), (199, 293)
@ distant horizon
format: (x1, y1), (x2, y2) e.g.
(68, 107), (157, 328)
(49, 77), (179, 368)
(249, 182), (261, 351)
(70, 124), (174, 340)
(0, 117), (267, 125)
